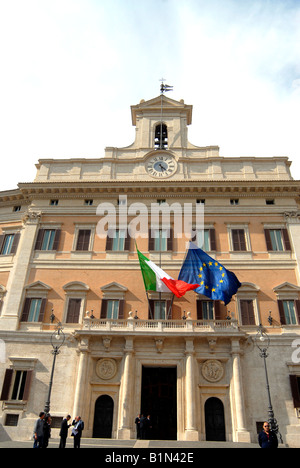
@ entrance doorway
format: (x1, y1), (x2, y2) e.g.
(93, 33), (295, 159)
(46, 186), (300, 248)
(205, 397), (226, 441)
(93, 395), (114, 438)
(141, 366), (177, 440)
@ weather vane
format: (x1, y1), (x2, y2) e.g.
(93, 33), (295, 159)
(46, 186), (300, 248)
(159, 78), (173, 94)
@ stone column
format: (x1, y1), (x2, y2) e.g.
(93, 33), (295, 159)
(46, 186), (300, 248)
(73, 338), (90, 418)
(284, 212), (300, 284)
(0, 210), (41, 330)
(231, 339), (251, 443)
(118, 338), (134, 439)
(185, 338), (198, 441)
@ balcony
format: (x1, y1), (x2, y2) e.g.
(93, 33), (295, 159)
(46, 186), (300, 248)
(82, 317), (240, 335)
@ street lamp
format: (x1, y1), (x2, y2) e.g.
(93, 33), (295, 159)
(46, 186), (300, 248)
(44, 325), (65, 414)
(254, 324), (283, 443)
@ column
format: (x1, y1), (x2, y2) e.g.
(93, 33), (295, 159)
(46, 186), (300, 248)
(231, 340), (251, 443)
(73, 338), (90, 418)
(285, 212), (300, 284)
(0, 210), (41, 330)
(185, 338), (198, 441)
(118, 338), (134, 439)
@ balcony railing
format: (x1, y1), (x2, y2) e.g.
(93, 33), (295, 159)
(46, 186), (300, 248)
(83, 317), (240, 333)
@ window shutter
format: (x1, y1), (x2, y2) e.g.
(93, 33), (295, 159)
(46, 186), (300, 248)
(278, 300), (286, 325)
(100, 299), (108, 319)
(10, 233), (20, 254)
(52, 229), (61, 251)
(214, 301), (221, 320)
(148, 229), (155, 251)
(35, 229), (45, 250)
(264, 229), (273, 251)
(167, 228), (173, 252)
(240, 300), (255, 325)
(66, 299), (81, 323)
(210, 229), (216, 251)
(148, 299), (154, 320)
(105, 230), (114, 251)
(282, 229), (291, 251)
(0, 369), (13, 401)
(118, 300), (125, 319)
(124, 231), (131, 251)
(166, 300), (172, 319)
(76, 230), (91, 251)
(197, 301), (203, 320)
(38, 299), (47, 322)
(20, 298), (31, 322)
(23, 370), (33, 401)
(295, 300), (300, 325)
(289, 375), (300, 408)
(0, 234), (5, 254)
(232, 229), (246, 251)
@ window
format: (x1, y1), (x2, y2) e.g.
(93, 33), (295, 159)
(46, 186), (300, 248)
(5, 414), (19, 427)
(0, 233), (20, 256)
(20, 298), (46, 323)
(154, 301), (166, 320)
(50, 200), (59, 206)
(240, 299), (256, 325)
(76, 229), (91, 251)
(100, 299), (124, 319)
(35, 229), (61, 251)
(148, 228), (173, 252)
(290, 375), (300, 408)
(266, 199), (275, 205)
(230, 199), (239, 205)
(66, 298), (82, 323)
(264, 229), (291, 252)
(197, 300), (214, 320)
(192, 229), (216, 252)
(0, 368), (33, 402)
(106, 229), (131, 251)
(13, 206), (21, 212)
(278, 300), (300, 325)
(84, 200), (94, 206)
(231, 229), (246, 251)
(154, 123), (168, 150)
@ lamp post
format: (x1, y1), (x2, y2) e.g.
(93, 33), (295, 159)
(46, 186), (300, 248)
(254, 324), (283, 443)
(44, 325), (65, 414)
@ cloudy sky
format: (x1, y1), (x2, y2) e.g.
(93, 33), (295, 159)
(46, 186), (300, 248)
(0, 0), (300, 191)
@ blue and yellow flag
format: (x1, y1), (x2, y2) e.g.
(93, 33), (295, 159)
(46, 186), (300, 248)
(178, 242), (241, 305)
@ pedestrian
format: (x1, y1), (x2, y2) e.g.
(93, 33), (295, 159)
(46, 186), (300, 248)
(71, 416), (84, 448)
(59, 415), (72, 448)
(139, 414), (147, 440)
(135, 414), (141, 439)
(145, 415), (152, 439)
(43, 414), (52, 448)
(33, 412), (45, 448)
(258, 422), (278, 448)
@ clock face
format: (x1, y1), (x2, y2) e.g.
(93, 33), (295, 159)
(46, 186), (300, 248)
(146, 154), (177, 178)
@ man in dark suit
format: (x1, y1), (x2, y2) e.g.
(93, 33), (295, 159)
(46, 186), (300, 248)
(258, 422), (278, 448)
(59, 415), (71, 448)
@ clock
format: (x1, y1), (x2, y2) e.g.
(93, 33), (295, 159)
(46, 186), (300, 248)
(146, 154), (177, 178)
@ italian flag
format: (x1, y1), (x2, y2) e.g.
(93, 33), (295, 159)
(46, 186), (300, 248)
(137, 248), (199, 298)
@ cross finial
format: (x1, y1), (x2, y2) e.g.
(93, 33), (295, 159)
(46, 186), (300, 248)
(159, 78), (173, 94)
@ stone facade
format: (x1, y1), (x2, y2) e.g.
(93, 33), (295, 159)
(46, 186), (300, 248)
(0, 95), (300, 446)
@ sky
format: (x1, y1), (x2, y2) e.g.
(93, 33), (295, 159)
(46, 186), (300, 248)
(0, 0), (300, 191)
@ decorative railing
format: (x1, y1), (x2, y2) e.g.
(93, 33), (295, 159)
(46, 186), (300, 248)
(83, 317), (240, 333)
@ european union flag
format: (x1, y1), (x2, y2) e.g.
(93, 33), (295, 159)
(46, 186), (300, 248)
(178, 242), (241, 305)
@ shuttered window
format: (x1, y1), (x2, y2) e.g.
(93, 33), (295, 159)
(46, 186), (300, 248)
(231, 229), (247, 251)
(290, 375), (300, 408)
(278, 300), (300, 325)
(66, 298), (82, 323)
(106, 229), (131, 251)
(35, 229), (61, 251)
(264, 229), (291, 252)
(148, 229), (173, 252)
(100, 299), (125, 319)
(0, 233), (20, 255)
(240, 300), (256, 325)
(0, 369), (33, 401)
(191, 229), (216, 251)
(76, 229), (91, 251)
(20, 298), (47, 323)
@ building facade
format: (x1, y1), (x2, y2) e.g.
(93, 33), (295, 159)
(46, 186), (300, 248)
(0, 95), (300, 445)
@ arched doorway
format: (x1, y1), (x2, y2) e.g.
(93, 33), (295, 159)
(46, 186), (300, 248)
(93, 395), (114, 438)
(205, 397), (226, 441)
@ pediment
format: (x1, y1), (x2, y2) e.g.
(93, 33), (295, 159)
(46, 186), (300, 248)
(63, 281), (89, 292)
(101, 282), (128, 293)
(25, 281), (52, 291)
(273, 282), (300, 293)
(131, 95), (192, 125)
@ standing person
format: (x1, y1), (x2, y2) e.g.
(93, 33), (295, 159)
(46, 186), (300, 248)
(258, 422), (279, 448)
(43, 414), (52, 448)
(145, 415), (152, 439)
(139, 415), (146, 440)
(135, 414), (141, 439)
(33, 412), (45, 448)
(59, 415), (71, 448)
(71, 416), (84, 449)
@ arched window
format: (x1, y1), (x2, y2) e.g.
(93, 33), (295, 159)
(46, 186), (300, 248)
(154, 123), (168, 150)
